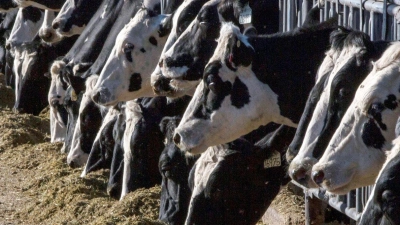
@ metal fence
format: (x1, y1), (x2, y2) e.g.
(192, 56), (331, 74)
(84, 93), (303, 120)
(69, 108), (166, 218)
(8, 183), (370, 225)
(280, 0), (400, 224)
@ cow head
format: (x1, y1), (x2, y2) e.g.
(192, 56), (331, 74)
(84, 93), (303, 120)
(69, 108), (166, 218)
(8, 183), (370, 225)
(91, 8), (169, 106)
(154, 0), (221, 98)
(39, 10), (63, 43)
(173, 23), (297, 155)
(289, 28), (383, 188)
(311, 42), (400, 194)
(52, 0), (102, 37)
(67, 75), (107, 168)
(358, 140), (400, 225)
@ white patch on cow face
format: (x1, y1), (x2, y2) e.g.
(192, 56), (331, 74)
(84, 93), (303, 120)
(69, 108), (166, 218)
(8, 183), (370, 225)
(312, 43), (400, 194)
(93, 10), (170, 106)
(289, 44), (362, 188)
(174, 23), (297, 155)
(39, 10), (63, 43)
(8, 8), (44, 48)
(52, 0), (86, 37)
(120, 100), (143, 200)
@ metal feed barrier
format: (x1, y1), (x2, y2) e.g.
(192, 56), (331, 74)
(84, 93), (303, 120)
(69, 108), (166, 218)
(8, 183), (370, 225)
(280, 0), (400, 224)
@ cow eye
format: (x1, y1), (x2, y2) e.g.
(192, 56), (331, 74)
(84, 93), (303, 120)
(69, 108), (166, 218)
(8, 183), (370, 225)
(123, 43), (134, 53)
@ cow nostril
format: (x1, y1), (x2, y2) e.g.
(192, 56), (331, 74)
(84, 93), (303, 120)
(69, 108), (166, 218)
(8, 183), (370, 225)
(92, 91), (100, 103)
(312, 170), (325, 185)
(68, 160), (77, 168)
(292, 167), (307, 182)
(173, 133), (181, 145)
(158, 60), (163, 68)
(52, 21), (60, 30)
(44, 32), (52, 39)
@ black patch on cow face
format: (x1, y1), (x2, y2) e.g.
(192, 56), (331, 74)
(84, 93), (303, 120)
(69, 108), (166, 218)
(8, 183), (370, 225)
(149, 36), (157, 46)
(230, 77), (250, 108)
(224, 35), (254, 72)
(368, 103), (387, 131)
(140, 48), (146, 53)
(384, 94), (398, 110)
(193, 61), (232, 120)
(22, 7), (43, 23)
(361, 118), (385, 149)
(128, 73), (142, 92)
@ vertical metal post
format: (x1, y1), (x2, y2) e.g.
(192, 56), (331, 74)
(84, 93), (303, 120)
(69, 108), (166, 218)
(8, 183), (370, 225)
(370, 11), (375, 40)
(344, 5), (348, 27)
(382, 0), (388, 40)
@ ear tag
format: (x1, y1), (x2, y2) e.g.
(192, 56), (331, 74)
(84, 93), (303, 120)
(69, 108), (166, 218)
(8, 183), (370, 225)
(239, 3), (252, 24)
(236, 40), (241, 48)
(263, 150), (281, 168)
(71, 89), (77, 101)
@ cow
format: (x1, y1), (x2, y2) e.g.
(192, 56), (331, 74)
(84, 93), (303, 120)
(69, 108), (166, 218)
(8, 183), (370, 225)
(311, 42), (400, 194)
(7, 7), (44, 49)
(12, 35), (77, 115)
(12, 0), (66, 11)
(357, 136), (400, 225)
(66, 75), (108, 167)
(91, 6), (171, 106)
(0, 9), (17, 76)
(173, 20), (337, 155)
(150, 0), (212, 97)
(52, 0), (103, 37)
(185, 124), (295, 225)
(39, 10), (63, 43)
(288, 28), (390, 188)
(80, 104), (121, 176)
(120, 96), (191, 200)
(158, 116), (198, 225)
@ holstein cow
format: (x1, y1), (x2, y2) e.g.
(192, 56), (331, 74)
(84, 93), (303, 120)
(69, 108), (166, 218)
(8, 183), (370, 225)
(358, 136), (400, 225)
(12, 36), (77, 115)
(39, 10), (63, 43)
(288, 28), (390, 188)
(311, 42), (400, 194)
(185, 125), (295, 225)
(154, 0), (223, 98)
(150, 0), (212, 96)
(173, 20), (337, 155)
(81, 104), (122, 177)
(120, 96), (191, 200)
(67, 75), (108, 167)
(92, 6), (171, 106)
(12, 0), (66, 11)
(158, 116), (198, 225)
(52, 0), (103, 37)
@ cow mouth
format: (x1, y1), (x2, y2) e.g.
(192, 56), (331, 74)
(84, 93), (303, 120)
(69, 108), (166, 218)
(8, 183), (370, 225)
(320, 169), (356, 195)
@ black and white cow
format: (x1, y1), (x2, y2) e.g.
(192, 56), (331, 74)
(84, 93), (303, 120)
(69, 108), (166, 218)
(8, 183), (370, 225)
(173, 20), (337, 155)
(120, 96), (191, 200)
(12, 0), (66, 11)
(91, 2), (179, 106)
(185, 124), (295, 225)
(150, 0), (211, 96)
(66, 75), (108, 167)
(311, 42), (400, 194)
(158, 116), (198, 225)
(7, 6), (44, 49)
(154, 0), (222, 98)
(288, 28), (390, 188)
(52, 0), (103, 37)
(39, 10), (63, 43)
(80, 104), (122, 176)
(358, 136), (400, 225)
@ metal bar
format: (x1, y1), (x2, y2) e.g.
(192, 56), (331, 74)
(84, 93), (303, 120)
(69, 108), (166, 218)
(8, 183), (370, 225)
(382, 0), (388, 39)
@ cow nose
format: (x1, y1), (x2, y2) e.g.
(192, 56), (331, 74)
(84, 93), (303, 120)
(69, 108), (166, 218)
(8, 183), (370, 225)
(50, 99), (59, 107)
(5, 42), (11, 50)
(68, 159), (78, 168)
(312, 170), (325, 185)
(52, 20), (60, 30)
(153, 76), (172, 93)
(43, 32), (52, 39)
(173, 133), (181, 146)
(92, 91), (100, 103)
(158, 59), (163, 68)
(291, 167), (307, 182)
